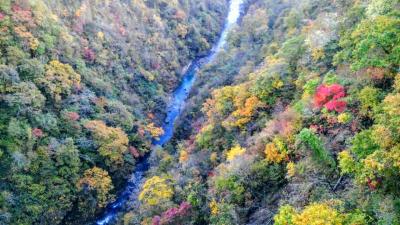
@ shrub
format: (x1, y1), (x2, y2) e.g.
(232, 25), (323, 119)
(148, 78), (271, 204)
(274, 205), (296, 225)
(337, 112), (352, 124)
(298, 128), (335, 166)
(215, 176), (245, 204)
(358, 86), (381, 117)
(338, 150), (356, 175)
(351, 129), (379, 159)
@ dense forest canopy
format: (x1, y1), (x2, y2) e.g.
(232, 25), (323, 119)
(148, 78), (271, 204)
(1, 0), (400, 225)
(0, 0), (227, 224)
(143, 0), (400, 224)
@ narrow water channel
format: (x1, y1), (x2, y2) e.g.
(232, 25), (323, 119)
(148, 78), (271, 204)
(95, 1), (244, 224)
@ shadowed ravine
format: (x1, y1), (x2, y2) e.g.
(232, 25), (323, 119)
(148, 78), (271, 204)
(95, 1), (244, 224)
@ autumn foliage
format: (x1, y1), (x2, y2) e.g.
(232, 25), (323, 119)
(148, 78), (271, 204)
(265, 142), (288, 164)
(77, 167), (114, 207)
(39, 60), (81, 102)
(2, 0), (400, 224)
(226, 145), (246, 161)
(0, 0), (228, 224)
(145, 123), (165, 139)
(314, 84), (347, 112)
(139, 176), (174, 208)
(152, 202), (192, 225)
(84, 120), (129, 167)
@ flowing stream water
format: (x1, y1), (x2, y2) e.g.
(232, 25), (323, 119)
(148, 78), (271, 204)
(95, 1), (244, 224)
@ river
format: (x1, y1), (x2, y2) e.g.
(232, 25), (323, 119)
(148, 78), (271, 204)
(95, 0), (244, 224)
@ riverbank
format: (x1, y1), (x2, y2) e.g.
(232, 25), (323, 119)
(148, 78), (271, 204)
(95, 1), (245, 224)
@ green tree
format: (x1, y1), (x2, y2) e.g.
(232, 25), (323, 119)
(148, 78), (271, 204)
(3, 82), (45, 115)
(366, 0), (399, 18)
(358, 86), (381, 117)
(215, 176), (245, 204)
(54, 138), (81, 183)
(278, 36), (306, 68)
(7, 118), (33, 152)
(0, 65), (19, 93)
(5, 46), (27, 66)
(17, 59), (45, 81)
(336, 16), (400, 71)
(350, 129), (380, 159)
(209, 201), (237, 225)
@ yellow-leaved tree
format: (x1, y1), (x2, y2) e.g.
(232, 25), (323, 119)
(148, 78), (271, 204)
(265, 137), (288, 164)
(226, 145), (246, 161)
(293, 203), (343, 225)
(139, 176), (174, 210)
(39, 60), (81, 102)
(84, 120), (128, 167)
(274, 202), (367, 225)
(77, 167), (114, 207)
(203, 84), (262, 130)
(145, 122), (164, 139)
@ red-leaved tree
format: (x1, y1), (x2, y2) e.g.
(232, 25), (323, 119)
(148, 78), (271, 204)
(32, 128), (44, 138)
(83, 48), (96, 62)
(314, 84), (347, 112)
(152, 202), (192, 225)
(66, 112), (80, 121)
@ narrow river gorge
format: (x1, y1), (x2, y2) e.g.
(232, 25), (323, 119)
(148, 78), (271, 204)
(2, 1), (397, 224)
(96, 1), (244, 224)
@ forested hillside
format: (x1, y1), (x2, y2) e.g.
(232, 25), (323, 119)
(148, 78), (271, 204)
(2, 0), (400, 225)
(0, 0), (227, 224)
(127, 0), (400, 224)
